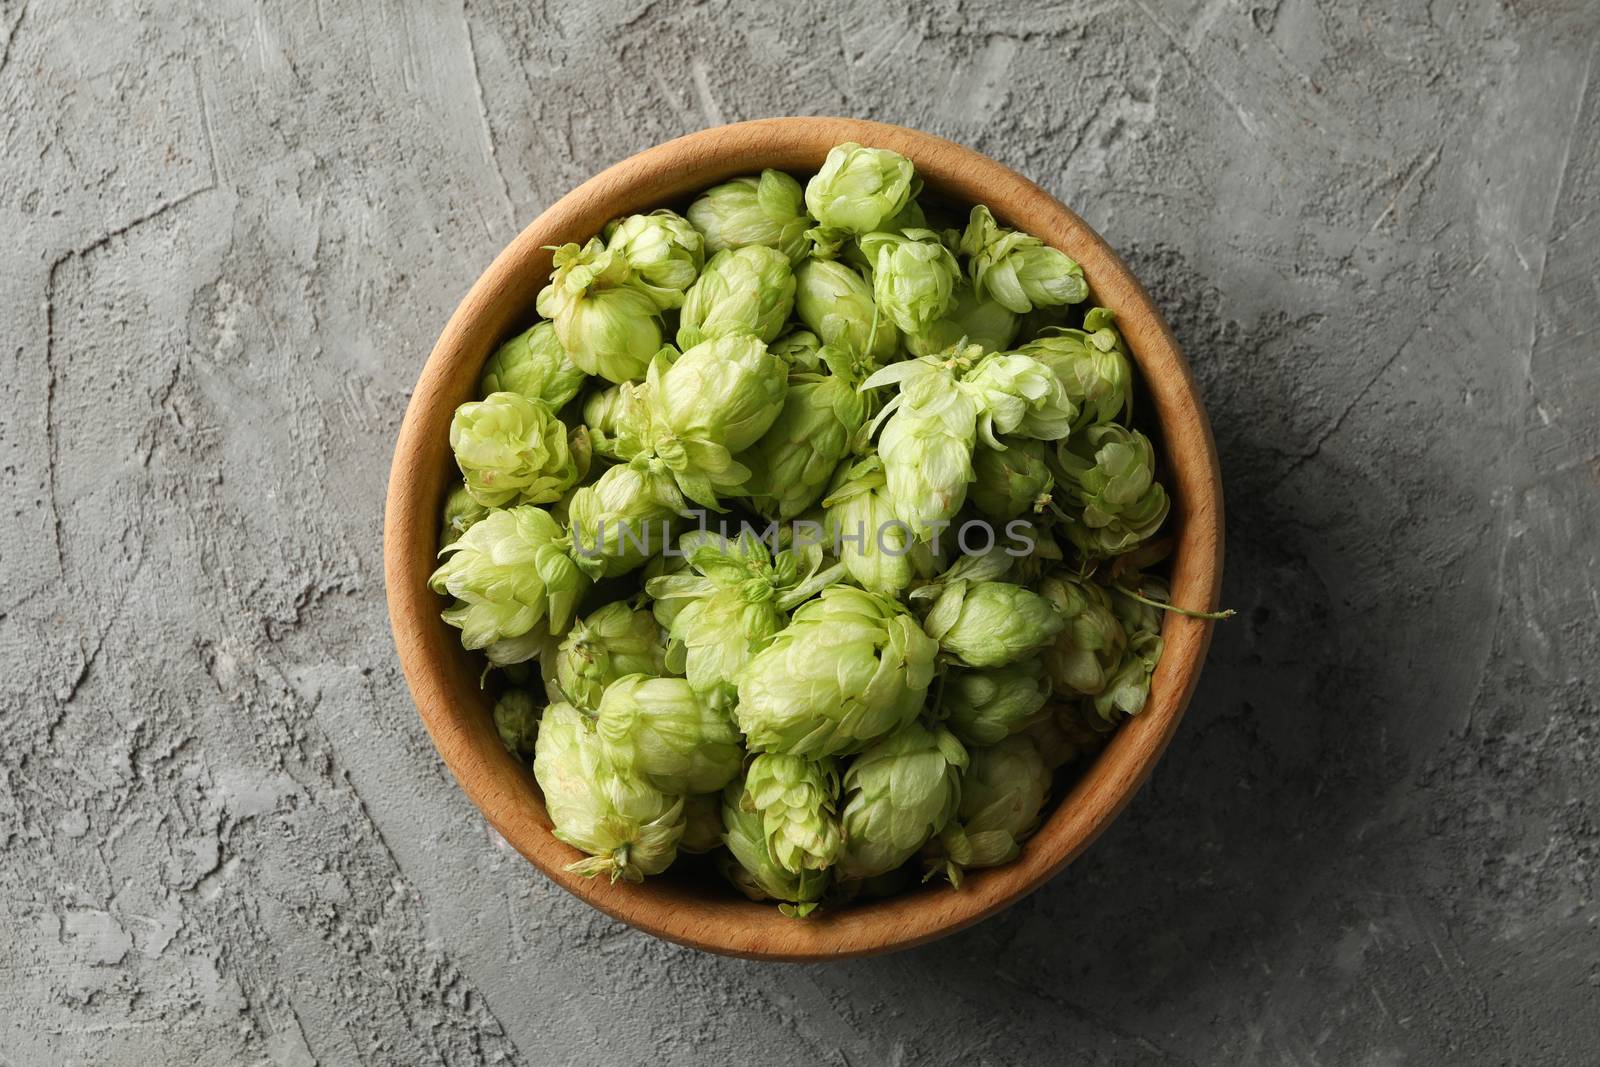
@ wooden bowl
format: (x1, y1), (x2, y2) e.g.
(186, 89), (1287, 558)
(384, 117), (1223, 960)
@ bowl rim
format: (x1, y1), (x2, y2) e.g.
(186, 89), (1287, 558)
(384, 116), (1224, 960)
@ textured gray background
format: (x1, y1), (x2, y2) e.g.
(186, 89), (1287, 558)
(2, 0), (1597, 1063)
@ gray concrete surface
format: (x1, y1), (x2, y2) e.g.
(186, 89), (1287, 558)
(2, 0), (1597, 1063)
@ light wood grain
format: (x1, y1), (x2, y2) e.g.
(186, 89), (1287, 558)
(383, 118), (1225, 960)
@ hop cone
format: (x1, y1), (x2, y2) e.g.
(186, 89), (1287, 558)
(921, 579), (1066, 669)
(735, 586), (938, 758)
(720, 782), (829, 917)
(1053, 424), (1170, 556)
(687, 170), (813, 265)
(450, 391), (579, 508)
(941, 661), (1052, 747)
(925, 734), (1051, 887)
(532, 702), (685, 883)
(836, 721), (968, 880)
(593, 674), (744, 795)
(742, 753), (843, 873)
(479, 321), (587, 410)
(430, 505), (584, 654)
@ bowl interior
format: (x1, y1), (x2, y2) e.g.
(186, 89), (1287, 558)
(384, 117), (1223, 960)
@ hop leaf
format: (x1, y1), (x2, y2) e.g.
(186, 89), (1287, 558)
(735, 586), (939, 758)
(593, 674), (744, 795)
(742, 753), (843, 873)
(687, 170), (814, 265)
(836, 720), (968, 880)
(450, 391), (580, 508)
(532, 702), (685, 882)
(959, 205), (1088, 314)
(430, 505), (585, 652)
(676, 246), (796, 349)
(479, 321), (588, 410)
(804, 143), (917, 234)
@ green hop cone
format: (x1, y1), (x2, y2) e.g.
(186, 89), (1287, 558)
(969, 438), (1054, 522)
(1016, 307), (1133, 430)
(742, 753), (843, 873)
(535, 238), (663, 383)
(836, 720), (968, 880)
(1094, 630), (1163, 721)
(921, 579), (1066, 668)
(959, 205), (1088, 314)
(735, 586), (939, 758)
(925, 734), (1051, 887)
(687, 170), (814, 265)
(450, 391), (580, 508)
(963, 352), (1076, 443)
(430, 505), (585, 655)
(479, 321), (587, 410)
(903, 282), (1020, 357)
(1023, 699), (1118, 769)
(1111, 572), (1170, 639)
(439, 482), (489, 549)
(1039, 574), (1128, 696)
(593, 674), (744, 794)
(492, 690), (540, 758)
(532, 701), (684, 882)
(644, 335), (788, 508)
(603, 209), (705, 307)
(680, 792), (725, 854)
(720, 782), (829, 917)
(940, 661), (1052, 747)
(581, 379), (654, 460)
(645, 530), (842, 703)
(768, 328), (824, 371)
(676, 245), (796, 349)
(740, 347), (870, 521)
(804, 142), (916, 234)
(1053, 424), (1170, 556)
(793, 258), (899, 363)
(565, 460), (685, 579)
(860, 346), (986, 540)
(546, 600), (668, 710)
(821, 455), (919, 595)
(858, 228), (960, 334)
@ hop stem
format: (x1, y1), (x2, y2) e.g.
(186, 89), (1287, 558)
(1114, 583), (1236, 621)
